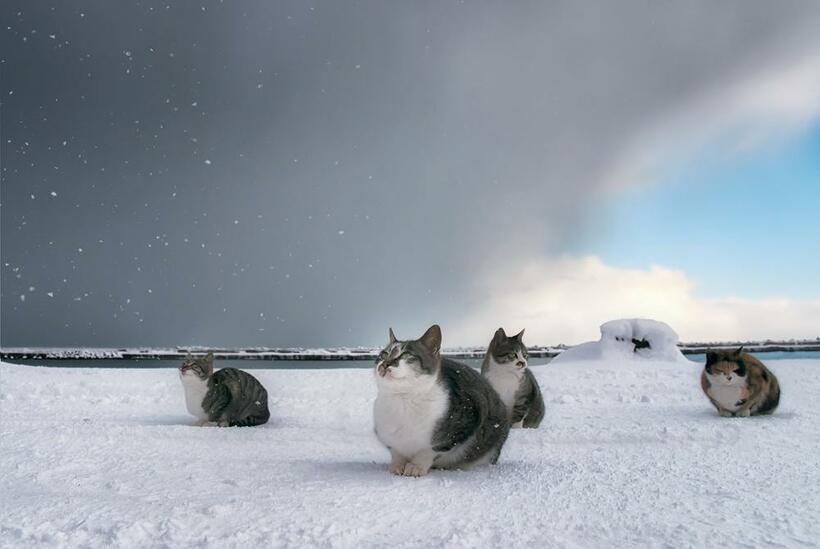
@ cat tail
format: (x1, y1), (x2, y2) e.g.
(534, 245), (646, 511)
(230, 406), (270, 427)
(522, 382), (545, 429)
(483, 389), (511, 465)
(518, 369), (545, 428)
(756, 374), (781, 415)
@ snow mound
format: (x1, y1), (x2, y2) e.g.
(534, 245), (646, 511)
(553, 318), (688, 364)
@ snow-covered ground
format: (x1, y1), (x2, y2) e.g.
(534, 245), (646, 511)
(2, 358), (819, 548)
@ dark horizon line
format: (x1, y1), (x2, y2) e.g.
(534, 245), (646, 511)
(2, 339), (819, 361)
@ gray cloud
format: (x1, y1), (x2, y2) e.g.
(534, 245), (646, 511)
(2, 1), (819, 347)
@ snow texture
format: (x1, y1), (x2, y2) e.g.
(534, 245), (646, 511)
(552, 318), (689, 364)
(1, 358), (819, 548)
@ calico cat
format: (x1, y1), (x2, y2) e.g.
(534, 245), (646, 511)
(373, 325), (510, 477)
(481, 327), (545, 428)
(701, 347), (780, 417)
(179, 352), (270, 427)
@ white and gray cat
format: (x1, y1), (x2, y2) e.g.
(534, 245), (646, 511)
(373, 324), (510, 477)
(179, 352), (270, 427)
(481, 328), (545, 428)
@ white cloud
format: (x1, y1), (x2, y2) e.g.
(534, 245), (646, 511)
(605, 50), (820, 189)
(448, 255), (820, 346)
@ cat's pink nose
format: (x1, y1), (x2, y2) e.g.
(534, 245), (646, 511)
(516, 361), (526, 369)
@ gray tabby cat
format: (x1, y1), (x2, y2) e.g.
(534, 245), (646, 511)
(373, 324), (510, 477)
(481, 328), (545, 429)
(179, 352), (270, 427)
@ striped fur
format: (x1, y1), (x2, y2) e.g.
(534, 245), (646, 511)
(180, 353), (270, 427)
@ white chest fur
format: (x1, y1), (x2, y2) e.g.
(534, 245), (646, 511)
(707, 374), (747, 411)
(484, 361), (523, 413)
(180, 373), (210, 420)
(373, 380), (449, 459)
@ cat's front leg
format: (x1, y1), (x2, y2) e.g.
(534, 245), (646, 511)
(388, 449), (408, 475)
(401, 451), (435, 477)
(733, 394), (756, 417)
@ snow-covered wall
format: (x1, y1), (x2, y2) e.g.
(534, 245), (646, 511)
(552, 318), (688, 363)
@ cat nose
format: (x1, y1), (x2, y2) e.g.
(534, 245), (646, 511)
(516, 361), (526, 368)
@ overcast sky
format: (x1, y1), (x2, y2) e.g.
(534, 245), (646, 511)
(2, 1), (820, 348)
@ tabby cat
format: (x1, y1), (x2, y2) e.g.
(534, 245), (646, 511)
(179, 352), (270, 427)
(373, 325), (510, 476)
(481, 327), (545, 428)
(701, 347), (780, 417)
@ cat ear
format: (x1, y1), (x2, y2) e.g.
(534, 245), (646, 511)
(419, 324), (442, 354)
(204, 352), (214, 365)
(388, 327), (397, 345)
(705, 350), (718, 365)
(515, 328), (525, 342)
(494, 327), (507, 341)
(734, 346), (744, 357)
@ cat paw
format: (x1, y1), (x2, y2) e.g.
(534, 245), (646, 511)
(718, 410), (733, 417)
(401, 463), (429, 477)
(217, 420), (230, 427)
(194, 419), (212, 427)
(735, 409), (751, 418)
(388, 461), (406, 475)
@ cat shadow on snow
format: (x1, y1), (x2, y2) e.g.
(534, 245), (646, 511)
(134, 415), (278, 428)
(292, 459), (523, 482)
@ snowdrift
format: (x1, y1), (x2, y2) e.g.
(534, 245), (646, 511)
(552, 318), (689, 364)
